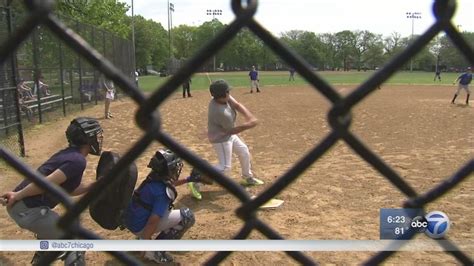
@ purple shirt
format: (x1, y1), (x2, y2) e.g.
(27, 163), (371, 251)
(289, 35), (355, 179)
(14, 147), (86, 208)
(249, 70), (259, 81)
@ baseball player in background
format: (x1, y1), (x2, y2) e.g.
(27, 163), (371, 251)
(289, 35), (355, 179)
(103, 76), (115, 119)
(249, 65), (260, 93)
(451, 67), (472, 105)
(433, 69), (442, 82)
(289, 67), (296, 81)
(188, 80), (264, 200)
(1, 117), (103, 265)
(182, 77), (192, 98)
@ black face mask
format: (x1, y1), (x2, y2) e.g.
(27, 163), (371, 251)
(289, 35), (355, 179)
(89, 131), (103, 156)
(169, 161), (184, 183)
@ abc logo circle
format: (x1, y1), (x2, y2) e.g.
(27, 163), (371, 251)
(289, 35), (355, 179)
(410, 216), (428, 233)
(424, 211), (450, 239)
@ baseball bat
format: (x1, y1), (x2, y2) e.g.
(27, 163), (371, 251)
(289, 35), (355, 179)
(206, 72), (212, 85)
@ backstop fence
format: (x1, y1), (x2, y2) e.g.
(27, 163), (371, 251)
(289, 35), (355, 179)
(0, 4), (134, 156)
(0, 0), (473, 265)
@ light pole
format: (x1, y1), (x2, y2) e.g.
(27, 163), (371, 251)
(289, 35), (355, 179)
(168, 1), (174, 61)
(206, 9), (222, 72)
(406, 11), (421, 72)
(131, 0), (136, 71)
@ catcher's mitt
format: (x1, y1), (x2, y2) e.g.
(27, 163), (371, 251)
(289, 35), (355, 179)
(188, 168), (214, 185)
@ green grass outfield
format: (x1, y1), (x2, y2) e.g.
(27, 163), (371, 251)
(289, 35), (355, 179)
(137, 71), (461, 93)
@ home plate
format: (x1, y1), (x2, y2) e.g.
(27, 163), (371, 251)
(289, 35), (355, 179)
(260, 198), (284, 209)
(251, 196), (284, 209)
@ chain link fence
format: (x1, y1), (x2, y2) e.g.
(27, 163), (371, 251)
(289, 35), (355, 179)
(0, 5), (25, 156)
(0, 4), (134, 156)
(0, 0), (473, 265)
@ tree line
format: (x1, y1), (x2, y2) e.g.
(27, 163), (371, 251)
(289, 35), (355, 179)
(152, 21), (473, 73)
(11, 1), (474, 73)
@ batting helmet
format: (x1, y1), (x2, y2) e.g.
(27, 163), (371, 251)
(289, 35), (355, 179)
(66, 117), (103, 156)
(148, 149), (183, 183)
(210, 79), (231, 98)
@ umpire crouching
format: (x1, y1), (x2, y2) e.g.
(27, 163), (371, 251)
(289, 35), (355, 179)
(1, 117), (103, 265)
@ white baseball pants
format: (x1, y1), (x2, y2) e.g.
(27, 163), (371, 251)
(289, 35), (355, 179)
(250, 80), (259, 89)
(212, 135), (253, 178)
(135, 209), (182, 238)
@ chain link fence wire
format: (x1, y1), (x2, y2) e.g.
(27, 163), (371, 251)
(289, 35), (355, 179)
(0, 0), (473, 265)
(0, 6), (25, 156)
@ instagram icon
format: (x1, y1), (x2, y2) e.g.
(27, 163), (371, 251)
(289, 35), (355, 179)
(39, 241), (49, 250)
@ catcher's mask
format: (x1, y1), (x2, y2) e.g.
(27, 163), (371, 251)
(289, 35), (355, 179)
(210, 79), (231, 98)
(148, 149), (183, 183)
(66, 117), (103, 156)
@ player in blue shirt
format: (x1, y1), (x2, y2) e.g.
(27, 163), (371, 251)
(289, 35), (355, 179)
(124, 149), (196, 264)
(452, 67), (472, 105)
(1, 117), (103, 265)
(249, 65), (260, 93)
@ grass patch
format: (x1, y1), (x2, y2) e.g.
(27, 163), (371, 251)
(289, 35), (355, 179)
(137, 71), (460, 93)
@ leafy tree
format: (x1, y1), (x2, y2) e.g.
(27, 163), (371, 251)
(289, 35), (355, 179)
(383, 32), (405, 58)
(320, 33), (338, 70)
(233, 29), (261, 69)
(133, 16), (167, 71)
(413, 43), (435, 71)
(353, 31), (380, 71)
(438, 32), (474, 71)
(383, 32), (413, 69)
(429, 36), (443, 71)
(55, 0), (131, 38)
(258, 40), (279, 70)
(363, 36), (384, 70)
(8, 1), (474, 74)
(281, 30), (325, 69)
(172, 25), (196, 59)
(149, 23), (168, 71)
(335, 30), (356, 71)
(190, 19), (226, 70)
(280, 30), (302, 49)
(300, 32), (325, 68)
(280, 30), (306, 67)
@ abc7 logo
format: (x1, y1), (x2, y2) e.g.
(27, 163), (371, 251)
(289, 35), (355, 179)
(411, 211), (450, 239)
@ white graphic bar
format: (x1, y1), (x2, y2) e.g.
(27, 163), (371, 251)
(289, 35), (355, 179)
(0, 240), (472, 252)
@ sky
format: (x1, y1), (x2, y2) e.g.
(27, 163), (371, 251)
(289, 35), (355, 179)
(120, 0), (473, 37)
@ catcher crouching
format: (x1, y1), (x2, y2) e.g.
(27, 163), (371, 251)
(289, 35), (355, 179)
(122, 149), (213, 264)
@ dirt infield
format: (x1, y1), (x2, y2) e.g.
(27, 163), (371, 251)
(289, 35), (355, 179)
(1, 85), (473, 265)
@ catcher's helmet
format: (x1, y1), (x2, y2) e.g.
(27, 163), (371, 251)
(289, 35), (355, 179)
(148, 149), (183, 183)
(66, 117), (103, 156)
(210, 79), (231, 98)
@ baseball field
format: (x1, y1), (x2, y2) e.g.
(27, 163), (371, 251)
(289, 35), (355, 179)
(139, 71), (464, 91)
(1, 72), (473, 265)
